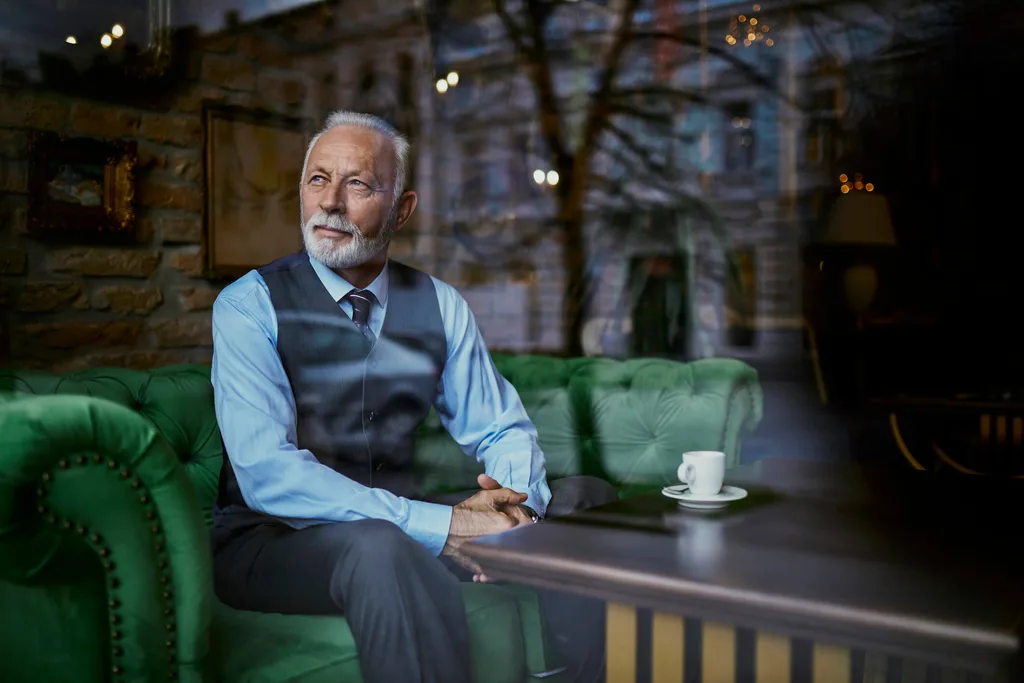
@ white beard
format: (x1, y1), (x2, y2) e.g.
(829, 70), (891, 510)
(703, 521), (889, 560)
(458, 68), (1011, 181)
(301, 209), (395, 270)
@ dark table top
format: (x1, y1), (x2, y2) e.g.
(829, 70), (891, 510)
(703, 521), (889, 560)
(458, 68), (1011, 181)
(463, 459), (1024, 672)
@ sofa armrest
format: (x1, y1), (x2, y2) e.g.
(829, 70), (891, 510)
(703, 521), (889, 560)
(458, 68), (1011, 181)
(0, 395), (212, 683)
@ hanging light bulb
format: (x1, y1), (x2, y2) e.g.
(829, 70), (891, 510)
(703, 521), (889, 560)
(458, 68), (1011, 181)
(436, 79), (448, 94)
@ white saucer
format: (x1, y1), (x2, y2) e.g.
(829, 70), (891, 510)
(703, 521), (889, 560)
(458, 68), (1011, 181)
(661, 485), (748, 510)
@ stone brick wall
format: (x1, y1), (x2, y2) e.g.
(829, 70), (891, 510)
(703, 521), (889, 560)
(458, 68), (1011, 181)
(0, 7), (451, 372)
(0, 83), (230, 371)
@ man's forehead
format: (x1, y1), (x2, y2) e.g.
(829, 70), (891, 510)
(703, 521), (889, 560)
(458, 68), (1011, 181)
(309, 126), (393, 169)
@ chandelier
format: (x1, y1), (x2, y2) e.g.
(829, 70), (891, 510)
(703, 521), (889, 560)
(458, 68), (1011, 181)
(726, 5), (774, 48)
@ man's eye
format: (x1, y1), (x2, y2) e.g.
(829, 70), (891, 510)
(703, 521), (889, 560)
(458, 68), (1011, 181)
(349, 179), (366, 187)
(309, 175), (326, 183)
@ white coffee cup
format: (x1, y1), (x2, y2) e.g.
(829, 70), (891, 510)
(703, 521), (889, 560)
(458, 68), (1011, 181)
(676, 451), (726, 496)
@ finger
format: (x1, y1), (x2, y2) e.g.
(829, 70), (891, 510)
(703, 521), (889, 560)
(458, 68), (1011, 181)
(485, 488), (529, 506)
(454, 552), (484, 576)
(477, 473), (501, 490)
(508, 506), (533, 526)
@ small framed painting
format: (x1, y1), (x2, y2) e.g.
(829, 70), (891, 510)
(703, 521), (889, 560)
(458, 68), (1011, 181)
(203, 104), (311, 279)
(27, 133), (137, 242)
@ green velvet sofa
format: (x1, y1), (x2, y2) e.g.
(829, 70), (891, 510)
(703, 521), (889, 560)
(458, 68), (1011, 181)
(0, 354), (761, 683)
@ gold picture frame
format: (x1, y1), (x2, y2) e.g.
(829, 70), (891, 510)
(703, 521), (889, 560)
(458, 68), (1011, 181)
(27, 133), (137, 241)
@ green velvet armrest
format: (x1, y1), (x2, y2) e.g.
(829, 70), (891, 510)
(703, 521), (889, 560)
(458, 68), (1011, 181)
(0, 395), (213, 683)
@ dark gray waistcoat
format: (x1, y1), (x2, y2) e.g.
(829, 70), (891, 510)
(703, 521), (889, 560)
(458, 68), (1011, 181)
(214, 251), (447, 529)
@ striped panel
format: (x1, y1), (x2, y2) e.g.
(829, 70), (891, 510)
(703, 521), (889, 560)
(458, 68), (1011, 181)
(604, 605), (999, 683)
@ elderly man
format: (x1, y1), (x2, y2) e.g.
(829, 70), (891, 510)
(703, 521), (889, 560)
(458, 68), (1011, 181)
(209, 110), (615, 683)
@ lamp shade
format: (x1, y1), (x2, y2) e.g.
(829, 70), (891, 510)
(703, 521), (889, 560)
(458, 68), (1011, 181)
(821, 193), (897, 246)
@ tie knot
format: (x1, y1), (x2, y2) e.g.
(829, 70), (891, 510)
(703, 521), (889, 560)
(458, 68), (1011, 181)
(347, 290), (374, 326)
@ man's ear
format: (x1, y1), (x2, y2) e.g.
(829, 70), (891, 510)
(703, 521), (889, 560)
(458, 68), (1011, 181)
(392, 191), (418, 232)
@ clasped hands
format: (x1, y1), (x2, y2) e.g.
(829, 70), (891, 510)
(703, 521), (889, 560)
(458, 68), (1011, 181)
(442, 474), (535, 582)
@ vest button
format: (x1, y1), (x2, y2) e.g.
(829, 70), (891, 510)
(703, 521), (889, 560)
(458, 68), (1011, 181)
(375, 463), (383, 472)
(366, 411), (375, 421)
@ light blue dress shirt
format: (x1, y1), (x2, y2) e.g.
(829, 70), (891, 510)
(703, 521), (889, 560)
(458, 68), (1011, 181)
(211, 255), (552, 556)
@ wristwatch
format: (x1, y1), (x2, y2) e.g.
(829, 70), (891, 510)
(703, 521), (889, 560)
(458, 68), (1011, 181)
(522, 505), (541, 523)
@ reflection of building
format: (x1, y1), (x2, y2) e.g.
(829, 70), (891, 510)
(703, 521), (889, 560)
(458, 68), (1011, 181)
(428, 0), (903, 358)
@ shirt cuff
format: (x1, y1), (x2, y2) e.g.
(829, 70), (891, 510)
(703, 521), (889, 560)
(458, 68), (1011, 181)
(405, 500), (454, 556)
(525, 480), (552, 519)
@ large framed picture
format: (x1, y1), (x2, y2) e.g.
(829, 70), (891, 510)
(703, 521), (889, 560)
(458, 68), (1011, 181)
(203, 104), (311, 278)
(27, 133), (137, 241)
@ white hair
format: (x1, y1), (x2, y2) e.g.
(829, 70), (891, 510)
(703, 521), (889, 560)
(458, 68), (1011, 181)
(300, 110), (411, 202)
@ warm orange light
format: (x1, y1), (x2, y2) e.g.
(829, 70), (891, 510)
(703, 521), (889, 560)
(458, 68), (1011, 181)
(750, 18), (758, 25)
(753, 3), (761, 10)
(865, 183), (875, 192)
(744, 39), (752, 46)
(854, 181), (864, 190)
(738, 15), (746, 21)
(765, 39), (774, 46)
(819, 261), (824, 271)
(839, 174), (848, 183)
(855, 172), (863, 181)
(841, 184), (850, 193)
(748, 33), (756, 40)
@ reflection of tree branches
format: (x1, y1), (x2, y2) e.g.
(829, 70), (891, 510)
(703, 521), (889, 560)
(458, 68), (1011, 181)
(425, 0), (937, 353)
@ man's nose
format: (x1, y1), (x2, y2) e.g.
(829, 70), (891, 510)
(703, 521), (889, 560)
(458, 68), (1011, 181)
(319, 184), (345, 214)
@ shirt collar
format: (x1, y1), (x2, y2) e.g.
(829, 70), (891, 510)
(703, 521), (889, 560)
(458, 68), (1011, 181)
(307, 253), (389, 309)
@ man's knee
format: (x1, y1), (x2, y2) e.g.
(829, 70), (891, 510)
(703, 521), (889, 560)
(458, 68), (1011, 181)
(547, 476), (618, 517)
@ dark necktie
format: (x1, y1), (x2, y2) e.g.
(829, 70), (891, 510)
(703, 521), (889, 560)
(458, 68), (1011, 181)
(347, 289), (377, 346)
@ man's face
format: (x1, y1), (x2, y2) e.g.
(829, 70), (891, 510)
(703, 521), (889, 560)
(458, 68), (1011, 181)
(300, 125), (406, 270)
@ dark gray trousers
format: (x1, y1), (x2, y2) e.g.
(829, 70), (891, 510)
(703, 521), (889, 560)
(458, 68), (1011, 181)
(213, 476), (617, 683)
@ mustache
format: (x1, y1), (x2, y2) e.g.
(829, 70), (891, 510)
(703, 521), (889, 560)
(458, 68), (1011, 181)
(304, 211), (360, 235)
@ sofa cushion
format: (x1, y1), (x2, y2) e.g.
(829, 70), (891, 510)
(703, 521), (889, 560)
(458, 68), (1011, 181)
(212, 583), (526, 683)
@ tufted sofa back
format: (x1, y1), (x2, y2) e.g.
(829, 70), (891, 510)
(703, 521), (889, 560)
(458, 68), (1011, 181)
(0, 355), (761, 523)
(0, 365), (224, 527)
(415, 355), (762, 493)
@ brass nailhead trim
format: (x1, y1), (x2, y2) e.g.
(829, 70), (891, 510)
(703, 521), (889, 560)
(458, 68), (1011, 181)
(34, 454), (180, 675)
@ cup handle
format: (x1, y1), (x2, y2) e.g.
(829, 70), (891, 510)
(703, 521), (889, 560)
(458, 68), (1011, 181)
(677, 463), (695, 486)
